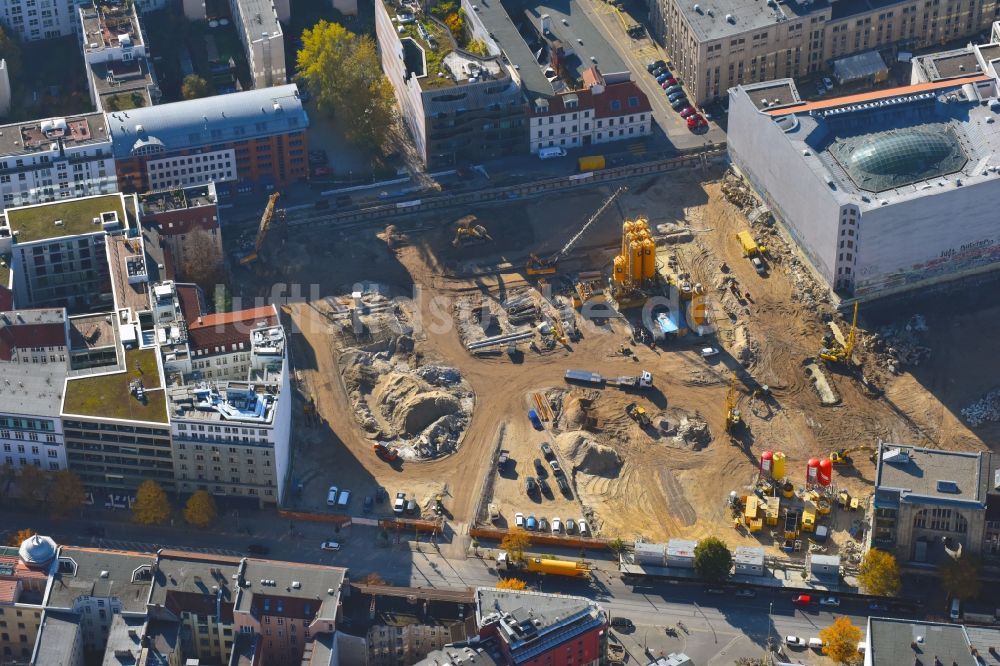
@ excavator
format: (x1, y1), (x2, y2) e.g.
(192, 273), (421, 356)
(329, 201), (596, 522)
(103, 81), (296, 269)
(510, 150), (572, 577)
(819, 302), (859, 365)
(452, 215), (493, 247)
(526, 186), (626, 275)
(831, 444), (877, 465)
(725, 371), (742, 433)
(236, 192), (280, 265)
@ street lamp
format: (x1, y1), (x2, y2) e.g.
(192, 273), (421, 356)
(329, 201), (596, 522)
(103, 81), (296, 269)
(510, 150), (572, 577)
(766, 601), (774, 657)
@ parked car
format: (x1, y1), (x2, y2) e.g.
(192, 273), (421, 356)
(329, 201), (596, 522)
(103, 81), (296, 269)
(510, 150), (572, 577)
(734, 589), (756, 598)
(394, 492), (406, 514)
(785, 636), (806, 648)
(610, 617), (635, 630)
(656, 73), (671, 84)
(557, 476), (571, 496)
(320, 541), (341, 551)
(680, 107), (697, 118)
(539, 478), (553, 498)
(665, 84), (683, 95)
(526, 476), (539, 496)
(687, 114), (707, 130)
(533, 458), (548, 478)
(525, 515), (538, 530)
(541, 442), (555, 460)
(538, 517), (549, 532)
(819, 596), (840, 607)
(699, 346), (719, 356)
(514, 512), (525, 528)
(406, 499), (418, 515)
(327, 486), (339, 506)
(822, 77), (833, 89)
(552, 517), (562, 533)
(566, 518), (577, 534)
(578, 519), (589, 536)
(363, 495), (374, 512)
(671, 98), (689, 111)
(528, 409), (543, 429)
(376, 486), (387, 503)
(246, 543), (269, 555)
(809, 638), (825, 650)
(647, 61), (660, 73)
(793, 594), (813, 605)
(550, 460), (563, 476)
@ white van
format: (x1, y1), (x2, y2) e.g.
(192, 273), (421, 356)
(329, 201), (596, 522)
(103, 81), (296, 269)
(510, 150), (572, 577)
(337, 490), (351, 507)
(950, 598), (962, 621)
(538, 146), (567, 159)
(808, 638), (824, 650)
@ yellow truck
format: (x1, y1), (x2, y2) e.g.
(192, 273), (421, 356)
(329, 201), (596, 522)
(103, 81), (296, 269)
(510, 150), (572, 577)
(736, 230), (767, 275)
(578, 155), (606, 172)
(496, 552), (591, 578)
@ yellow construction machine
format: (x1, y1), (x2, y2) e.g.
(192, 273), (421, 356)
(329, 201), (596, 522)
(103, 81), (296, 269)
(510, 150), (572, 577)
(831, 444), (877, 465)
(236, 192), (280, 265)
(452, 216), (493, 247)
(525, 186), (625, 275)
(626, 402), (651, 426)
(725, 371), (742, 433)
(820, 302), (859, 364)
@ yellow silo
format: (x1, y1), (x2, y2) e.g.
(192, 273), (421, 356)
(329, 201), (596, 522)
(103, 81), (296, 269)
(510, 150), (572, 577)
(629, 241), (643, 281)
(612, 255), (627, 284)
(642, 239), (656, 279)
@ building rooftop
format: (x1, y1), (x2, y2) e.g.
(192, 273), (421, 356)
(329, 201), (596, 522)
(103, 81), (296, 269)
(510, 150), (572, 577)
(676, 0), (824, 43)
(108, 234), (150, 317)
(0, 113), (109, 158)
(107, 84), (307, 159)
(5, 193), (128, 244)
(148, 550), (240, 611)
(33, 611), (82, 666)
(876, 446), (991, 507)
(415, 644), (501, 665)
(63, 346), (168, 423)
(234, 0), (282, 41)
(917, 48), (983, 81)
(167, 381), (279, 425)
(0, 308), (67, 360)
(517, 0), (628, 80)
(234, 559), (346, 623)
(186, 305), (277, 355)
(867, 619), (983, 666)
(0, 361), (67, 418)
(49, 547), (155, 614)
(80, 1), (143, 54)
(69, 313), (117, 352)
(470, 0), (554, 99)
(92, 59), (158, 112)
(138, 184), (217, 216)
(741, 79), (802, 110)
(100, 615), (146, 666)
(734, 546), (765, 564)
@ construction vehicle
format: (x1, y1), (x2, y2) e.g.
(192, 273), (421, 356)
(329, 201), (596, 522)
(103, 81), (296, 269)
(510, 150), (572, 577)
(235, 192), (280, 265)
(820, 302), (859, 364)
(451, 215), (493, 247)
(564, 369), (653, 389)
(496, 552), (591, 578)
(373, 442), (399, 462)
(578, 155), (606, 171)
(302, 395), (317, 426)
(830, 444), (876, 465)
(736, 230), (767, 275)
(725, 371), (742, 433)
(526, 187), (625, 275)
(626, 402), (651, 426)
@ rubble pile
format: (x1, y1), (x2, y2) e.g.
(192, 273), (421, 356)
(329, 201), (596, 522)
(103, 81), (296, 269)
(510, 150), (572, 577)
(721, 169), (759, 211)
(416, 365), (462, 386)
(961, 388), (1000, 427)
(865, 315), (932, 374)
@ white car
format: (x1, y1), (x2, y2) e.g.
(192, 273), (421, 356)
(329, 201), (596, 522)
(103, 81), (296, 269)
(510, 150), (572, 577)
(551, 517), (562, 533)
(320, 541), (341, 551)
(514, 512), (525, 528)
(326, 486), (339, 506)
(819, 596), (840, 607)
(823, 77), (833, 89)
(578, 519), (589, 536)
(785, 636), (806, 648)
(699, 347), (719, 357)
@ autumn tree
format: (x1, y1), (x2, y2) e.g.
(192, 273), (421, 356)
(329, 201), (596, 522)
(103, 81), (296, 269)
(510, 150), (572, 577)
(857, 549), (901, 597)
(183, 490), (217, 528)
(694, 537), (732, 582)
(8, 528), (34, 546)
(296, 21), (396, 151)
(496, 578), (528, 590)
(17, 464), (50, 506)
(176, 227), (225, 289)
(500, 529), (530, 562)
(445, 12), (465, 40)
(48, 470), (86, 519)
(465, 39), (489, 56)
(939, 554), (981, 601)
(819, 616), (863, 664)
(132, 480), (171, 525)
(181, 74), (211, 100)
(363, 572), (390, 586)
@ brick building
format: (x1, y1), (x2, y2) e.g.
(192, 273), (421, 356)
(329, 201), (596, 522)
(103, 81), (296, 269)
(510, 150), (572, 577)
(138, 183), (222, 283)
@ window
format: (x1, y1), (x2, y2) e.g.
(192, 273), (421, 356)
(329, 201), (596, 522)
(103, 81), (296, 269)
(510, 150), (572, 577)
(610, 100), (621, 111)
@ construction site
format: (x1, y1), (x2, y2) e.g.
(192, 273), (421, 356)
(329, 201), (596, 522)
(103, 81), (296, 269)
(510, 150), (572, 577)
(229, 163), (997, 563)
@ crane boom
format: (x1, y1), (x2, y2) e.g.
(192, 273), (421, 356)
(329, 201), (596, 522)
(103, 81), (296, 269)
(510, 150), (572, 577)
(238, 192), (280, 265)
(555, 186), (626, 260)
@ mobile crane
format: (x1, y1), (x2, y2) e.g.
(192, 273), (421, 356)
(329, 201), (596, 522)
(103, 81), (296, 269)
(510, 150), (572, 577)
(236, 192), (280, 265)
(526, 186), (625, 275)
(820, 302), (859, 365)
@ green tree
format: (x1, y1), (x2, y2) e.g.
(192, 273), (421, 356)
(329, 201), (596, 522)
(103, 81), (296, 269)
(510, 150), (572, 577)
(496, 577), (528, 590)
(857, 549), (901, 597)
(48, 471), (86, 519)
(132, 480), (171, 525)
(183, 490), (217, 528)
(608, 537), (627, 553)
(296, 20), (396, 151)
(819, 616), (863, 664)
(939, 555), (980, 601)
(466, 39), (489, 56)
(181, 74), (211, 100)
(694, 537), (732, 582)
(430, 0), (457, 17)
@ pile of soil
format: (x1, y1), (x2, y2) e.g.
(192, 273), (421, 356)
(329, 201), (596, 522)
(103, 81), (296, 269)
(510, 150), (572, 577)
(554, 431), (623, 478)
(559, 393), (597, 431)
(373, 373), (463, 436)
(658, 408), (712, 450)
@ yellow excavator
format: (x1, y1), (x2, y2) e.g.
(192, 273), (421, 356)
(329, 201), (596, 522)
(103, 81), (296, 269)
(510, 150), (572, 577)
(820, 302), (859, 364)
(452, 215), (493, 247)
(526, 186), (625, 275)
(236, 192), (280, 265)
(831, 444), (877, 465)
(725, 371), (742, 433)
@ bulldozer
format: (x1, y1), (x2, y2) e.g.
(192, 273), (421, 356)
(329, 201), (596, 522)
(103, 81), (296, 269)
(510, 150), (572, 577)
(626, 402), (651, 426)
(831, 445), (877, 465)
(452, 215), (493, 247)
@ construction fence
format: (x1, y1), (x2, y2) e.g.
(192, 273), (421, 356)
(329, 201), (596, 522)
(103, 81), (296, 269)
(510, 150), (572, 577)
(470, 526), (613, 552)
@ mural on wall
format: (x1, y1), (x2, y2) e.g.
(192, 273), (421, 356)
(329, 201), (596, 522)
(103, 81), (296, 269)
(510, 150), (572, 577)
(856, 236), (1000, 295)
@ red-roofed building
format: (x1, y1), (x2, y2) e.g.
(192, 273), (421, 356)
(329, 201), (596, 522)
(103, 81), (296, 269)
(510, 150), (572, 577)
(186, 304), (278, 380)
(0, 309), (69, 363)
(529, 67), (652, 154)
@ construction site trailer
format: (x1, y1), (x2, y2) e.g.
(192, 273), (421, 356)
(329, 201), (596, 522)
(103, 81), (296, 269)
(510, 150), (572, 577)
(565, 369), (604, 385)
(578, 155), (606, 171)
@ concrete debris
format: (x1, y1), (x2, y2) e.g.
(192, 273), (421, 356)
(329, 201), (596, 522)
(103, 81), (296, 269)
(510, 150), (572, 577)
(864, 314), (932, 373)
(415, 365), (462, 386)
(721, 168), (760, 211)
(673, 413), (711, 449)
(961, 388), (1000, 427)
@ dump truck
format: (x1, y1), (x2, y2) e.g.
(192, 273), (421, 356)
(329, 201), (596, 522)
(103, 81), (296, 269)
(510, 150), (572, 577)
(736, 230), (767, 275)
(564, 369), (653, 389)
(578, 155), (606, 172)
(496, 552), (591, 578)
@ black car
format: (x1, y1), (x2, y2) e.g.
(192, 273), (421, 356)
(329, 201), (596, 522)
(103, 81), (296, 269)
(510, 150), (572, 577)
(375, 487), (387, 503)
(533, 458), (548, 479)
(556, 476), (571, 497)
(671, 98), (689, 111)
(550, 460), (563, 476)
(540, 442), (555, 461)
(539, 478), (553, 498)
(610, 617), (635, 630)
(247, 544), (270, 555)
(526, 476), (539, 496)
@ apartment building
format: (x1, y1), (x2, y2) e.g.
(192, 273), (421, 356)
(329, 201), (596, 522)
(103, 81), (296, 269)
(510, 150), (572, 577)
(0, 361), (67, 473)
(138, 183), (222, 284)
(0, 113), (117, 210)
(79, 1), (161, 112)
(653, 0), (1000, 104)
(529, 68), (652, 153)
(108, 84), (309, 194)
(231, 0), (287, 88)
(0, 192), (137, 312)
(0, 0), (83, 42)
(0, 308), (68, 363)
(0, 537), (53, 664)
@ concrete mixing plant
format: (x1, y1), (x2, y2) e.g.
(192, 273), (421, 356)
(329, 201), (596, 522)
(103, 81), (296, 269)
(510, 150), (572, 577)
(610, 217), (658, 309)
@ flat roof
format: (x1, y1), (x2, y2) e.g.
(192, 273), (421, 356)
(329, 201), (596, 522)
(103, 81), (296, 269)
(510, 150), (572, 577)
(107, 234), (150, 316)
(877, 446), (989, 506)
(472, 0), (554, 98)
(926, 51), (982, 80)
(5, 193), (127, 244)
(0, 362), (67, 418)
(33, 611), (82, 666)
(742, 79), (800, 110)
(49, 547), (155, 613)
(79, 1), (143, 53)
(0, 113), (109, 158)
(138, 184), (216, 215)
(868, 619), (979, 666)
(516, 0), (628, 80)
(234, 0), (281, 40)
(677, 0), (824, 43)
(235, 559), (346, 621)
(101, 615), (147, 666)
(69, 313), (117, 351)
(63, 347), (168, 423)
(148, 550), (241, 608)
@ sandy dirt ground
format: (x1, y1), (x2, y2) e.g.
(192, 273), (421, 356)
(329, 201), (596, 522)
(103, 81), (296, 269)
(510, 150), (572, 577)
(233, 165), (995, 557)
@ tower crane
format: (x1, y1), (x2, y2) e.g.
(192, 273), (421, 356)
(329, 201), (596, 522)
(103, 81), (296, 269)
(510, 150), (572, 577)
(526, 186), (626, 276)
(237, 192), (280, 265)
(819, 302), (859, 364)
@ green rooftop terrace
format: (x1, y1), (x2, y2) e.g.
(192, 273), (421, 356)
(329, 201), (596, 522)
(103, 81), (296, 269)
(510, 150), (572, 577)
(63, 347), (168, 423)
(6, 194), (127, 244)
